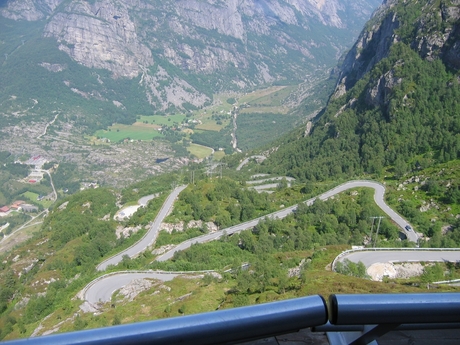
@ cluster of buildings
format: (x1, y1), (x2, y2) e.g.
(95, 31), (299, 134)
(24, 155), (48, 168)
(0, 201), (39, 217)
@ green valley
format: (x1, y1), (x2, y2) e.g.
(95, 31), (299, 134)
(0, 0), (459, 342)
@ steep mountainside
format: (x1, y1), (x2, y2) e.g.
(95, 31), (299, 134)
(0, 0), (380, 125)
(265, 0), (460, 180)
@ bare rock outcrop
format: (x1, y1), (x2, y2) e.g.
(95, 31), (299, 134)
(334, 0), (460, 100)
(43, 1), (153, 78)
(333, 2), (401, 98)
(365, 69), (402, 107)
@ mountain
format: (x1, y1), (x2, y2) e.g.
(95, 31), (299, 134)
(1, 0), (460, 341)
(0, 0), (380, 127)
(264, 0), (460, 181)
(0, 0), (381, 189)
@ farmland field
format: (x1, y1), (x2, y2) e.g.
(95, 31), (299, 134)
(187, 143), (214, 159)
(195, 121), (225, 131)
(95, 123), (164, 142)
(239, 106), (289, 114)
(213, 151), (226, 160)
(239, 86), (295, 105)
(21, 191), (53, 208)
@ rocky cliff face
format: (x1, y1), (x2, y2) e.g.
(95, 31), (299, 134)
(1, 0), (380, 112)
(334, 0), (460, 99)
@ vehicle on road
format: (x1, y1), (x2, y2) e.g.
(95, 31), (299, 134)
(405, 225), (412, 231)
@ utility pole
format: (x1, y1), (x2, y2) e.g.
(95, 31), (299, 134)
(207, 158), (213, 179)
(374, 216), (384, 248)
(370, 216), (385, 248)
(214, 162), (225, 179)
(369, 217), (376, 246)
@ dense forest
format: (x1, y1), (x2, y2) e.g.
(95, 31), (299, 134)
(265, 43), (460, 181)
(236, 112), (298, 151)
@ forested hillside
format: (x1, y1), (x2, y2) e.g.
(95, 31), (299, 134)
(1, 0), (460, 341)
(265, 0), (460, 181)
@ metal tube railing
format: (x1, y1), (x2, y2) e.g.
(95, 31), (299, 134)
(328, 293), (460, 325)
(313, 321), (460, 332)
(5, 295), (327, 345)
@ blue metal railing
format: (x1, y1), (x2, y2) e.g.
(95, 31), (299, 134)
(324, 293), (460, 345)
(4, 293), (460, 345)
(5, 295), (327, 345)
(328, 293), (460, 325)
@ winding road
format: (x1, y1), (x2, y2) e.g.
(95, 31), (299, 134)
(37, 113), (59, 139)
(83, 272), (180, 305)
(37, 169), (57, 201)
(156, 180), (417, 261)
(82, 180), (429, 305)
(334, 249), (460, 269)
(236, 155), (266, 171)
(96, 185), (187, 271)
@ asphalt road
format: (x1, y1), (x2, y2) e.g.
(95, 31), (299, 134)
(96, 185), (187, 271)
(156, 180), (417, 261)
(138, 193), (159, 207)
(85, 272), (179, 304)
(317, 181), (418, 242)
(236, 155), (266, 171)
(336, 249), (460, 268)
(83, 180), (422, 305)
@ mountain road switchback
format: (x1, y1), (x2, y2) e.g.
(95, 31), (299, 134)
(96, 185), (187, 271)
(81, 180), (454, 307)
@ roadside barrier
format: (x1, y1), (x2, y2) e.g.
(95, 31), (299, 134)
(7, 293), (460, 345)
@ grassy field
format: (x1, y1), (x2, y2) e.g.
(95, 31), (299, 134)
(195, 121), (225, 131)
(213, 151), (226, 160)
(187, 144), (214, 159)
(210, 94), (235, 113)
(190, 94), (236, 132)
(237, 86), (296, 114)
(21, 191), (53, 208)
(195, 109), (231, 131)
(239, 106), (289, 114)
(239, 86), (295, 105)
(95, 123), (164, 142)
